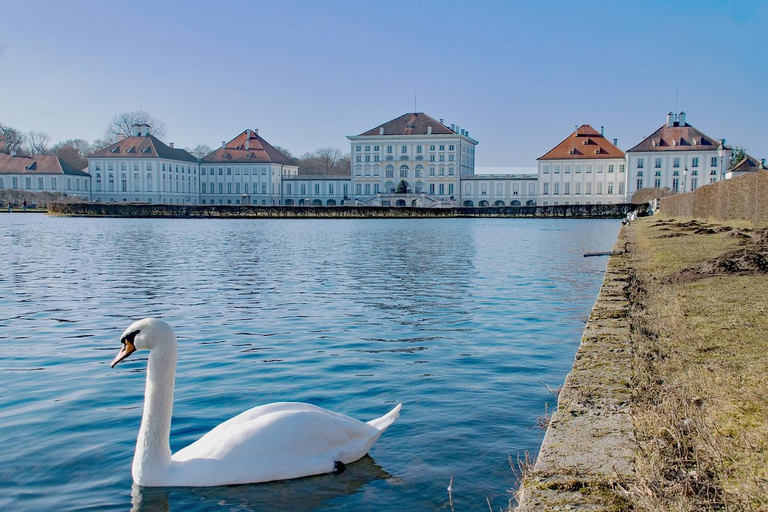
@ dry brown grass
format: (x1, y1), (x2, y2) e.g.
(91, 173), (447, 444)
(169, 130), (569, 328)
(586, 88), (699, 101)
(626, 216), (768, 511)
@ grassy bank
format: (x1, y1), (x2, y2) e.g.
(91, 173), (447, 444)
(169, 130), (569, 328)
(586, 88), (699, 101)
(627, 216), (768, 510)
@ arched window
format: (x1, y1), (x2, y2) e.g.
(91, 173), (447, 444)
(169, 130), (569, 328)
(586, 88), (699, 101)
(415, 181), (424, 193)
(399, 165), (409, 178)
(415, 165), (423, 178)
(386, 165), (394, 178)
(385, 181), (395, 193)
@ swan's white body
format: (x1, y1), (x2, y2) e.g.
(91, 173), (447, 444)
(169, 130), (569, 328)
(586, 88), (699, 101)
(113, 318), (401, 487)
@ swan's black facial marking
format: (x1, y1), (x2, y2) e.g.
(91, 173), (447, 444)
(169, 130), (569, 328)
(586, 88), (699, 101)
(333, 461), (346, 474)
(112, 329), (140, 368)
(121, 330), (140, 345)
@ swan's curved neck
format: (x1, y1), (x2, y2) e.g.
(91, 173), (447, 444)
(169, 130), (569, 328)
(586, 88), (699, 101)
(134, 342), (177, 481)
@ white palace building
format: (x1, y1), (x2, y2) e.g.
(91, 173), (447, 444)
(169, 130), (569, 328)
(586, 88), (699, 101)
(6, 111), (759, 206)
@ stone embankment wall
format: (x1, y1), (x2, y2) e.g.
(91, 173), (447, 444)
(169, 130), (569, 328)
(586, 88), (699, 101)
(49, 202), (645, 219)
(661, 171), (768, 225)
(515, 231), (634, 511)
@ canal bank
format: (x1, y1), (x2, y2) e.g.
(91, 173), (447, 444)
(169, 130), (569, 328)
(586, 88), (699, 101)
(48, 202), (645, 219)
(516, 215), (768, 511)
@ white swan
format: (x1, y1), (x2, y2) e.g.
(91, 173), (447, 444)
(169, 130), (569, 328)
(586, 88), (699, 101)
(111, 318), (401, 487)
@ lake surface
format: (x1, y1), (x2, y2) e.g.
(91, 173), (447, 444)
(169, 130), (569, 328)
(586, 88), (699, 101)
(0, 214), (620, 512)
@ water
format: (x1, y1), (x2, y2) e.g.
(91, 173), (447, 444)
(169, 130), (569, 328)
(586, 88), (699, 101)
(0, 214), (620, 512)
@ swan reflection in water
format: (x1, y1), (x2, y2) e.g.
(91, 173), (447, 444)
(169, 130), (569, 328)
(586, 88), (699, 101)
(130, 455), (391, 512)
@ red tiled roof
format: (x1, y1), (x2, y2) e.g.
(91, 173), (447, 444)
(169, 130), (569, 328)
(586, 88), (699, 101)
(89, 134), (198, 162)
(202, 130), (295, 165)
(538, 125), (624, 160)
(357, 113), (456, 136)
(729, 154), (766, 173)
(0, 153), (90, 176)
(627, 122), (723, 153)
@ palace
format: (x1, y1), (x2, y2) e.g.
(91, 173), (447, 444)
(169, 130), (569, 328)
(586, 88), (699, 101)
(3, 111), (762, 206)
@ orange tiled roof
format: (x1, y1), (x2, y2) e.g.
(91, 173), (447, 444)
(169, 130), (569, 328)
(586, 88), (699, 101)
(89, 134), (198, 162)
(538, 125), (624, 160)
(357, 113), (456, 136)
(627, 123), (724, 153)
(202, 130), (295, 165)
(0, 153), (90, 176)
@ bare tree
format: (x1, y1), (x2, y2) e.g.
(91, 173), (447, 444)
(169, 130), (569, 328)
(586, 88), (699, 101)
(51, 139), (92, 168)
(186, 144), (212, 160)
(103, 110), (167, 144)
(316, 147), (342, 174)
(24, 131), (52, 155)
(272, 145), (294, 160)
(0, 123), (25, 154)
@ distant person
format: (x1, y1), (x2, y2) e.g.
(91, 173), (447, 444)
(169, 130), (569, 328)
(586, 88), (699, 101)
(7, 202), (11, 213)
(22, 200), (27, 212)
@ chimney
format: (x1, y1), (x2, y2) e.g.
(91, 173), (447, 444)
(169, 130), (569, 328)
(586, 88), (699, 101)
(131, 124), (141, 137)
(601, 125), (604, 136)
(245, 139), (250, 150)
(140, 124), (150, 137)
(222, 141), (226, 148)
(379, 127), (384, 135)
(451, 124), (455, 131)
(667, 112), (675, 127)
(466, 130), (469, 137)
(169, 142), (174, 148)
(427, 126), (432, 134)
(439, 118), (444, 125)
(720, 138), (726, 147)
(762, 158), (766, 168)
(678, 111), (686, 125)
(254, 128), (259, 135)
(613, 138), (618, 146)
(456, 125), (460, 134)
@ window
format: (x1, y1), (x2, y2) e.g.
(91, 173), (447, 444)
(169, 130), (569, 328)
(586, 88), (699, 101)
(597, 182), (603, 194)
(655, 158), (662, 168)
(586, 182), (592, 194)
(416, 145), (422, 153)
(300, 184), (306, 195)
(429, 167), (435, 176)
(711, 157), (718, 167)
(429, 145), (435, 151)
(429, 183), (435, 194)
(481, 183), (487, 195)
(565, 165), (571, 174)
(374, 146), (379, 151)
(439, 145), (445, 151)
(554, 183), (560, 195)
(201, 183), (207, 194)
(597, 165), (604, 173)
(564, 182), (570, 195)
(543, 183), (549, 195)
(448, 155), (454, 161)
(355, 156), (361, 162)
(218, 183), (223, 194)
(364, 183), (371, 195)
(374, 155), (379, 162)
(235, 183), (240, 194)
(415, 165), (423, 177)
(439, 155), (445, 162)
(387, 146), (392, 154)
(575, 182), (581, 194)
(448, 167), (454, 176)
(554, 164), (560, 174)
(618, 182), (625, 195)
(385, 165), (394, 178)
(637, 178), (643, 190)
(439, 184), (445, 195)
(37, 177), (44, 189)
(673, 158), (680, 168)
(399, 165), (409, 178)
(262, 184), (267, 194)
(542, 165), (550, 174)
(355, 184), (362, 195)
(365, 156), (370, 162)
(121, 162), (126, 171)
(619, 164), (625, 173)
(429, 155), (435, 162)
(691, 178), (698, 190)
(608, 164), (614, 173)
(314, 184), (320, 195)
(637, 158), (644, 169)
(364, 145), (370, 151)
(401, 145), (407, 154)
(586, 164), (592, 173)
(355, 145), (361, 151)
(218, 167), (223, 175)
(692, 157), (699, 167)
(329, 184), (334, 195)
(448, 183), (454, 195)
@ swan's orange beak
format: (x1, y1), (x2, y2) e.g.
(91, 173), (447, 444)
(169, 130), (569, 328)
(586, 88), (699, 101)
(111, 339), (136, 368)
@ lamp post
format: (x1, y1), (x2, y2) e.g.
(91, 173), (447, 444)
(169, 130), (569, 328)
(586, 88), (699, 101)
(683, 166), (688, 193)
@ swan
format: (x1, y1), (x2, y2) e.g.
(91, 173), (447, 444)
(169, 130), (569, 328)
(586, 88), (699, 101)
(111, 318), (401, 487)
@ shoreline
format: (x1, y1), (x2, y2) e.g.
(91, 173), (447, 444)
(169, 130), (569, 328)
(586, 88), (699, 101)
(47, 202), (645, 219)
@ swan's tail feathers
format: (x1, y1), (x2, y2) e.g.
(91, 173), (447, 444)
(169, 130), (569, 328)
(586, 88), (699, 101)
(367, 403), (402, 432)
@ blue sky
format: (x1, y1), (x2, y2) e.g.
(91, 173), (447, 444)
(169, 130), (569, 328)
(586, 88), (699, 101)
(1, 0), (766, 169)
